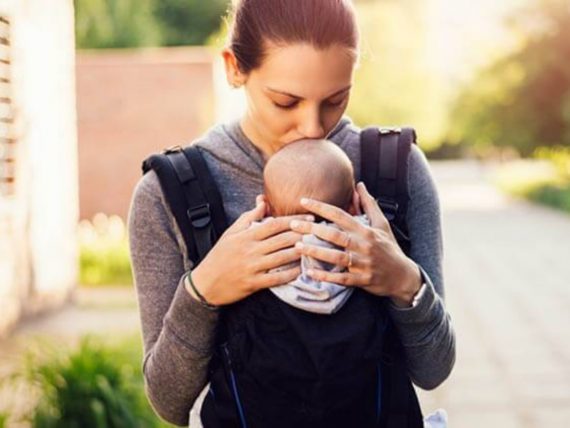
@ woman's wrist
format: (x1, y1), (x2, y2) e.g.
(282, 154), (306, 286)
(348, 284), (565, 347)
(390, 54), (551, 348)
(184, 268), (219, 309)
(390, 260), (422, 308)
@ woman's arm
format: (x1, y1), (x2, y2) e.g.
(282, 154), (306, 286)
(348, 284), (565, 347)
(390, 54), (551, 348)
(128, 171), (219, 426)
(387, 144), (456, 390)
(128, 171), (305, 425)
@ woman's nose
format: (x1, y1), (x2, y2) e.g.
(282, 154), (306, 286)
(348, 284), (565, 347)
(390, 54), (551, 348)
(298, 109), (325, 139)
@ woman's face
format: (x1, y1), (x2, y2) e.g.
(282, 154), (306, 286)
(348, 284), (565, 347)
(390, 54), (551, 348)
(225, 43), (356, 157)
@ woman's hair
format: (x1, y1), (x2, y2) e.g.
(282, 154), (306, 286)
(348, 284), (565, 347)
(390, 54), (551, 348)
(227, 0), (359, 73)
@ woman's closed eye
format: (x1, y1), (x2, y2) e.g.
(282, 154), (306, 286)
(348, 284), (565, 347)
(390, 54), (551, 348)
(272, 97), (347, 110)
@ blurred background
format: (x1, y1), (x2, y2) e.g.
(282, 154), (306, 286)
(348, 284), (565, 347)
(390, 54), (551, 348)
(0, 0), (569, 426)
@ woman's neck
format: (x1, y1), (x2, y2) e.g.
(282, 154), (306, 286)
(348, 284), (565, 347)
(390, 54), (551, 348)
(239, 117), (274, 161)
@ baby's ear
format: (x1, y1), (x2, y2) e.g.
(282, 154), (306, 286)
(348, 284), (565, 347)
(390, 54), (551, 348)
(264, 199), (273, 217)
(347, 190), (361, 216)
(257, 194), (272, 217)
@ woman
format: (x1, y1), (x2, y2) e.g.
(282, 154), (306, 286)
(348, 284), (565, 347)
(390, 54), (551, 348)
(128, 0), (455, 427)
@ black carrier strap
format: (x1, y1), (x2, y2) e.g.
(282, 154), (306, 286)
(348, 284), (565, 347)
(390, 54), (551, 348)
(142, 145), (228, 265)
(360, 126), (423, 428)
(360, 126), (416, 222)
(361, 126), (416, 252)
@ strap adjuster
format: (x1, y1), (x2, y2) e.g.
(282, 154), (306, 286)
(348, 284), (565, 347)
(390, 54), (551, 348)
(163, 145), (183, 154)
(187, 204), (212, 229)
(379, 127), (402, 135)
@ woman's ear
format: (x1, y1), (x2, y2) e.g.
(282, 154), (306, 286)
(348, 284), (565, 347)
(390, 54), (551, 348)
(222, 48), (246, 88)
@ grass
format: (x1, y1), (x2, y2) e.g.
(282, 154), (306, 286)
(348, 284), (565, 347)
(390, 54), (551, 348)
(79, 214), (133, 287)
(493, 146), (570, 214)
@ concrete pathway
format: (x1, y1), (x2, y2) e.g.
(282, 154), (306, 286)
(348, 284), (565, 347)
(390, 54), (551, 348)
(417, 160), (570, 428)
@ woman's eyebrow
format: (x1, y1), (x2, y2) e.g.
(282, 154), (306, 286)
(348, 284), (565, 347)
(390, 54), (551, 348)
(265, 85), (352, 100)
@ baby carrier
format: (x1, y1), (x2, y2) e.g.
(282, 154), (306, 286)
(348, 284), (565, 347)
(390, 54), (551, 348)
(142, 127), (424, 428)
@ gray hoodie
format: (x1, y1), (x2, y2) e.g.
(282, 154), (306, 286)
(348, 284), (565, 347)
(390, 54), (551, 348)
(128, 117), (456, 426)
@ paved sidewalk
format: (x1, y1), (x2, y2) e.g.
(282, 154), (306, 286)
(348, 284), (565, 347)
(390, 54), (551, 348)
(417, 161), (570, 428)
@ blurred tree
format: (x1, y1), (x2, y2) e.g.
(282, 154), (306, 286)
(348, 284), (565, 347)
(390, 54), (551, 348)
(75, 0), (160, 49)
(449, 0), (570, 156)
(347, 0), (448, 150)
(75, 0), (229, 49)
(153, 0), (229, 46)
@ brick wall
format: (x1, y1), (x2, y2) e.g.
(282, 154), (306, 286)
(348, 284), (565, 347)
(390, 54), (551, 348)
(76, 47), (216, 220)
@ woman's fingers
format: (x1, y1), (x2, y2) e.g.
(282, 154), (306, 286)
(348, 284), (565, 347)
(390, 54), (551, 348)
(229, 199), (267, 233)
(290, 220), (363, 251)
(303, 269), (370, 287)
(356, 182), (390, 230)
(255, 265), (302, 289)
(251, 214), (313, 241)
(256, 247), (300, 272)
(228, 194), (312, 236)
(299, 198), (365, 233)
(295, 242), (354, 268)
(261, 230), (303, 254)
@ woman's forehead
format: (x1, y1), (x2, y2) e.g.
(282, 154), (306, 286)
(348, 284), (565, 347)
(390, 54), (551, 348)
(252, 43), (355, 98)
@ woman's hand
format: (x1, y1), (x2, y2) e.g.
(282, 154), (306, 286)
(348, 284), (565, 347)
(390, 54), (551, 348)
(290, 182), (422, 307)
(189, 196), (312, 306)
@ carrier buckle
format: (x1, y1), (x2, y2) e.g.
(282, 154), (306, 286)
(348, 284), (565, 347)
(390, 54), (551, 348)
(379, 127), (402, 135)
(376, 198), (399, 221)
(163, 145), (183, 154)
(187, 204), (212, 229)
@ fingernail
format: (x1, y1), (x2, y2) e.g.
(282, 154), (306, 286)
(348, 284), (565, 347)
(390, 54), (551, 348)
(295, 241), (304, 249)
(300, 198), (309, 206)
(305, 215), (314, 221)
(290, 220), (299, 228)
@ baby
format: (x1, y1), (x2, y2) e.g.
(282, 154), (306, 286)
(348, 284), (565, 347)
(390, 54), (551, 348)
(260, 138), (368, 314)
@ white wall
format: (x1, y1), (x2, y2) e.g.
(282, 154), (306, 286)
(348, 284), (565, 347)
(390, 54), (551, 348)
(0, 0), (78, 336)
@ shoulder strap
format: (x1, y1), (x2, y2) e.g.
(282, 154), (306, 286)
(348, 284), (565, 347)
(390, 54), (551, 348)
(360, 126), (416, 253)
(361, 127), (424, 427)
(142, 145), (228, 265)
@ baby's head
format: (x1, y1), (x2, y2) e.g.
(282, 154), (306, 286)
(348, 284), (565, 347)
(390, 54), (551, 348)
(263, 139), (355, 217)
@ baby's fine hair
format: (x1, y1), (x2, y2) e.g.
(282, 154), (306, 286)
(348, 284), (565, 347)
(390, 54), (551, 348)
(263, 139), (355, 216)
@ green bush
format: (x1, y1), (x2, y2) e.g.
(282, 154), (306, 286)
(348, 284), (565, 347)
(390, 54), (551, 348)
(528, 183), (570, 212)
(18, 337), (172, 428)
(534, 146), (570, 180)
(494, 148), (570, 214)
(79, 214), (133, 286)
